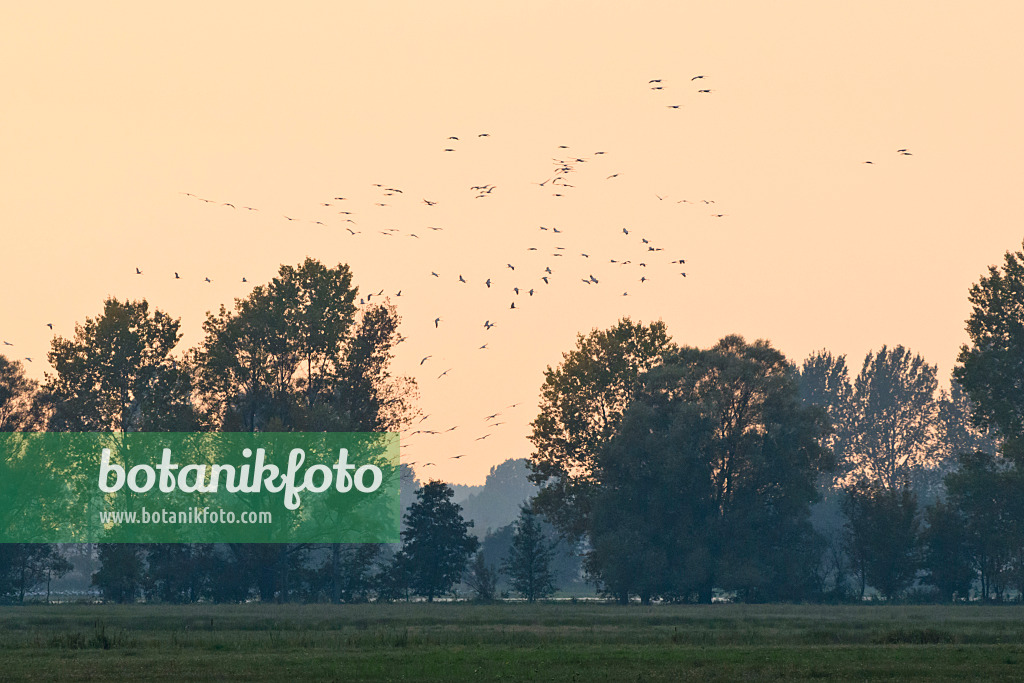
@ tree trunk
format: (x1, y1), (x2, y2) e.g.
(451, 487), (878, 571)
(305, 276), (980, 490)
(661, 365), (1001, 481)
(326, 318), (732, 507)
(331, 544), (342, 603)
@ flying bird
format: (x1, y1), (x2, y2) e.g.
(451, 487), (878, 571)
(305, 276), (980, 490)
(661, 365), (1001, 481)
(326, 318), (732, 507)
(434, 317), (441, 328)
(420, 356), (432, 365)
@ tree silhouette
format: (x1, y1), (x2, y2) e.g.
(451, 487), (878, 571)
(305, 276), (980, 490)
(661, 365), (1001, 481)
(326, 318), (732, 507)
(0, 356), (40, 432)
(45, 298), (197, 432)
(954, 240), (1024, 460)
(528, 318), (675, 541)
(588, 335), (831, 603)
(848, 346), (940, 490)
(502, 505), (556, 602)
(399, 481), (478, 602)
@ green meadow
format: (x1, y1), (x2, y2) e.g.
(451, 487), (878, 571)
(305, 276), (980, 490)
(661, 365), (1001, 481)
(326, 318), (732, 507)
(2, 603), (1024, 681)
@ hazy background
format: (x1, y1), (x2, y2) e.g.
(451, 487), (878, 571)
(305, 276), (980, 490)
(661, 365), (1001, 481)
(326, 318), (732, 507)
(2, 1), (1021, 484)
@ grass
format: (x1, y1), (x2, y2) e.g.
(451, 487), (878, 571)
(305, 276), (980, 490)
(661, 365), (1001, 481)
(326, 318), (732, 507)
(2, 603), (1024, 680)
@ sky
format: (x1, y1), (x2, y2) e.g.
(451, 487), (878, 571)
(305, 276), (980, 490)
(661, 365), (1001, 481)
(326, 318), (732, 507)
(2, 2), (1022, 485)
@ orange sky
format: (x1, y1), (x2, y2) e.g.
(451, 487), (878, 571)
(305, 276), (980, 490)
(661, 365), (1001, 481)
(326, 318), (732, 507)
(2, 2), (1022, 484)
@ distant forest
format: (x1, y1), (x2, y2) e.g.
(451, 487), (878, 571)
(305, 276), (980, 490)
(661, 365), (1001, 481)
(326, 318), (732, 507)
(3, 241), (1024, 605)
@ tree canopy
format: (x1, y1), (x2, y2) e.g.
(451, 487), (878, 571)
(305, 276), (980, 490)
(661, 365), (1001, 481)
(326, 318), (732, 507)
(588, 335), (832, 603)
(528, 318), (675, 540)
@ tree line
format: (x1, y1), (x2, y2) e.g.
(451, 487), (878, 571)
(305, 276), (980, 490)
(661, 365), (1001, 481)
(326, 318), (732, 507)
(3, 241), (1024, 604)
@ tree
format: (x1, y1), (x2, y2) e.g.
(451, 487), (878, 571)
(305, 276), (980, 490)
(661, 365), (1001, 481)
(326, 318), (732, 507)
(954, 240), (1024, 460)
(399, 481), (479, 601)
(921, 500), (974, 602)
(194, 260), (415, 602)
(194, 257), (359, 432)
(943, 451), (1019, 600)
(938, 379), (1000, 460)
(332, 300), (419, 432)
(323, 543), (382, 603)
(842, 480), (920, 601)
(465, 551), (498, 602)
(92, 544), (145, 603)
(0, 544), (72, 603)
(44, 298), (198, 433)
(502, 505), (557, 602)
(798, 350), (854, 483)
(587, 335), (832, 603)
(528, 318), (675, 541)
(144, 544), (215, 603)
(848, 345), (941, 490)
(0, 356), (41, 431)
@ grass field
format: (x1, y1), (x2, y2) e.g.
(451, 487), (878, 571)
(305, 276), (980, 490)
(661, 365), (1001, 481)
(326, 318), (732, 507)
(3, 603), (1024, 681)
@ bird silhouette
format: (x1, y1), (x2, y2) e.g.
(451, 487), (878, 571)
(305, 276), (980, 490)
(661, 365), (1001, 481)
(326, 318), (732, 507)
(420, 356), (432, 365)
(46, 323), (53, 330)
(135, 267), (143, 275)
(434, 317), (441, 328)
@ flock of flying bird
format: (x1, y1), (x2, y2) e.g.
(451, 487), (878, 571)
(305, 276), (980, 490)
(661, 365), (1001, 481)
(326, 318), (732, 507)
(4, 74), (914, 479)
